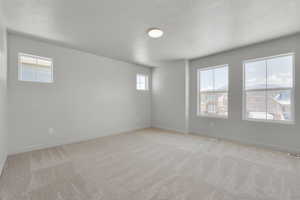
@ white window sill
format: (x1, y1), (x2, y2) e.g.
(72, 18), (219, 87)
(243, 118), (294, 125)
(197, 113), (228, 119)
(18, 79), (53, 84)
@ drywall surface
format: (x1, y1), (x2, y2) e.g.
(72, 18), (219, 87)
(190, 34), (300, 153)
(7, 34), (151, 154)
(151, 61), (186, 133)
(0, 13), (8, 174)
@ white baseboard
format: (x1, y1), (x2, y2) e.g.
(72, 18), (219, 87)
(151, 125), (186, 134)
(189, 131), (300, 154)
(9, 126), (150, 155)
(9, 126), (299, 156)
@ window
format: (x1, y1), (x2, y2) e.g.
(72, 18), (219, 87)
(243, 53), (294, 123)
(197, 65), (228, 118)
(19, 53), (53, 83)
(136, 74), (149, 90)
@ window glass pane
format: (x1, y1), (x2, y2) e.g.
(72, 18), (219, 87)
(215, 92), (228, 116)
(267, 90), (292, 121)
(136, 74), (148, 90)
(142, 76), (147, 87)
(19, 54), (53, 82)
(200, 93), (217, 114)
(22, 64), (36, 81)
(245, 91), (266, 120)
(214, 66), (228, 91)
(140, 75), (145, 84)
(267, 55), (293, 89)
(36, 67), (52, 82)
(200, 93), (228, 116)
(140, 83), (146, 90)
(245, 60), (266, 90)
(136, 75), (141, 84)
(200, 69), (213, 91)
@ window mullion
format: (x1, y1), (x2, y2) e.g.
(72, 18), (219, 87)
(245, 87), (292, 92)
(34, 57), (38, 81)
(213, 69), (215, 91)
(198, 70), (200, 115)
(200, 90), (227, 94)
(212, 69), (216, 113)
(265, 60), (268, 120)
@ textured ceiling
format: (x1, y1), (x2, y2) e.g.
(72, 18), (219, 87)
(2, 0), (300, 67)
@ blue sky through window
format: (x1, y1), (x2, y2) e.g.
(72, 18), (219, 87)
(200, 66), (228, 91)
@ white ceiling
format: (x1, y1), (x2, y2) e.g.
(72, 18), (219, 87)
(2, 0), (300, 67)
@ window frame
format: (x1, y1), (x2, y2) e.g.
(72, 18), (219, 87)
(136, 73), (149, 91)
(242, 53), (295, 124)
(197, 64), (229, 119)
(18, 53), (54, 83)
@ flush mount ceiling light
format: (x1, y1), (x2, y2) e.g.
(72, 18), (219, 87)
(147, 28), (164, 38)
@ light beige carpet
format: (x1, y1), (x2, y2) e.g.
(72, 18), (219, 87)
(1, 128), (300, 200)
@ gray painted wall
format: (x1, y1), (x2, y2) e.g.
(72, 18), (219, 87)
(0, 12), (8, 174)
(190, 34), (300, 153)
(151, 61), (186, 133)
(7, 34), (151, 154)
(5, 25), (300, 157)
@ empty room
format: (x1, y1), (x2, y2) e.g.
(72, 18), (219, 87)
(0, 0), (300, 199)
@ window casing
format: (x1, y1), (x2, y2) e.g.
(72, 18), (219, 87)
(136, 74), (149, 91)
(243, 53), (294, 123)
(197, 65), (229, 118)
(18, 53), (53, 83)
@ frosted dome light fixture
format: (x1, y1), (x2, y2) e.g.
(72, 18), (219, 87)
(147, 28), (164, 38)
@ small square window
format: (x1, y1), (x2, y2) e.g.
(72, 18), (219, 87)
(19, 53), (53, 83)
(136, 74), (149, 91)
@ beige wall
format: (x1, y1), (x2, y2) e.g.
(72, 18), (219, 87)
(7, 34), (151, 154)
